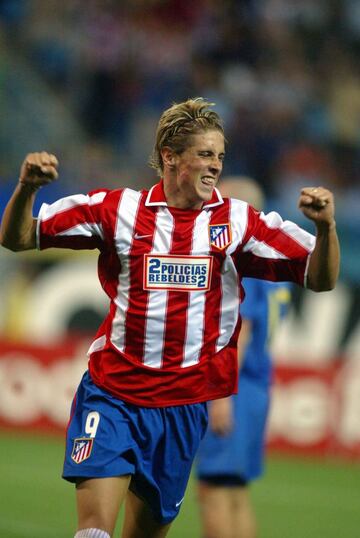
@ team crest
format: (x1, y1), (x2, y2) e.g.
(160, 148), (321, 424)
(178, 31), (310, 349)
(71, 437), (94, 464)
(209, 223), (232, 250)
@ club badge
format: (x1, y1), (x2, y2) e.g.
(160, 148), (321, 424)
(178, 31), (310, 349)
(209, 223), (231, 250)
(71, 437), (94, 464)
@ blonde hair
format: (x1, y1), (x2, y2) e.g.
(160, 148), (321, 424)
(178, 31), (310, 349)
(149, 97), (224, 176)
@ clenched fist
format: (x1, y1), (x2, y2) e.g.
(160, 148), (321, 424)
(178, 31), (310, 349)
(19, 152), (59, 190)
(298, 186), (335, 228)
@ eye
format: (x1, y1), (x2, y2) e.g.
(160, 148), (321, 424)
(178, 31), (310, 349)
(198, 151), (225, 161)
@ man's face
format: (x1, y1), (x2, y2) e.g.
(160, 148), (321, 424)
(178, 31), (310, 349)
(169, 130), (225, 209)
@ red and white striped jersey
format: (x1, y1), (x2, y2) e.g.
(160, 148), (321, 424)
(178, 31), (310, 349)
(37, 180), (315, 406)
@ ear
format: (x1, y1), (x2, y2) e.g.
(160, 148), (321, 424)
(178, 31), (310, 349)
(161, 147), (176, 170)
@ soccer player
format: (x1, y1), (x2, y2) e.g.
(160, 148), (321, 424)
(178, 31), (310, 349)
(0, 98), (339, 538)
(195, 176), (291, 538)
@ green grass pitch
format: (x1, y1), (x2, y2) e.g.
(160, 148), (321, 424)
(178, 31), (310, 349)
(0, 431), (359, 537)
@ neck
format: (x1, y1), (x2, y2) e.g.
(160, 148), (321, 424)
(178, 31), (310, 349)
(163, 177), (203, 210)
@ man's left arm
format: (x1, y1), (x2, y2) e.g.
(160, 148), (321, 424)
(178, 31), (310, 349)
(298, 187), (340, 292)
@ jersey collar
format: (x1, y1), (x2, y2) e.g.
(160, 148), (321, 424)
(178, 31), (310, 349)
(145, 180), (224, 209)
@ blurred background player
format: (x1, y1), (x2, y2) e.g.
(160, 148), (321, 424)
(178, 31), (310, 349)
(195, 176), (291, 538)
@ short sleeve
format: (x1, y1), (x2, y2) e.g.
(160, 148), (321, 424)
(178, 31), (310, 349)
(37, 190), (109, 250)
(236, 206), (316, 287)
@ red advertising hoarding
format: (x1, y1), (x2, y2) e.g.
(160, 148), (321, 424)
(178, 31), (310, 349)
(0, 338), (359, 459)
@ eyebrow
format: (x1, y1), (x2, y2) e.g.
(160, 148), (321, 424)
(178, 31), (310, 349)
(198, 149), (225, 154)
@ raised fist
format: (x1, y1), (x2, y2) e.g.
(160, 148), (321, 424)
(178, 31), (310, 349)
(19, 152), (59, 189)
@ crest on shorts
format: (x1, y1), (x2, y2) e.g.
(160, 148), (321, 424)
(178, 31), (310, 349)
(71, 437), (94, 464)
(209, 223), (232, 250)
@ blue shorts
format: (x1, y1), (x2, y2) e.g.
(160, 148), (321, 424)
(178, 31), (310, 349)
(195, 375), (270, 484)
(63, 371), (208, 524)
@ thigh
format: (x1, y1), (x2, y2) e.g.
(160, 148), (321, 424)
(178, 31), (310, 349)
(122, 490), (172, 538)
(63, 372), (137, 483)
(197, 482), (234, 538)
(76, 475), (131, 535)
(130, 402), (208, 524)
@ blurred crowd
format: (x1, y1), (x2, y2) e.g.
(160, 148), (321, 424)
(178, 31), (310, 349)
(0, 1), (359, 192)
(0, 1), (359, 287)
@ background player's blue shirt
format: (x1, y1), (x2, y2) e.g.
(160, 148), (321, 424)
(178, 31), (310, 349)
(240, 278), (291, 387)
(195, 278), (292, 482)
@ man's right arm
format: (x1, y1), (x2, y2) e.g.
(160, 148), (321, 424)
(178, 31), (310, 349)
(0, 152), (59, 251)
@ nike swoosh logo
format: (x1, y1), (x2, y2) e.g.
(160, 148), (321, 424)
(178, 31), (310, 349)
(175, 497), (184, 508)
(134, 233), (152, 240)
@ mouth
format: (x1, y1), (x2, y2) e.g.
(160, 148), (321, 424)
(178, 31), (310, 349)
(201, 176), (216, 188)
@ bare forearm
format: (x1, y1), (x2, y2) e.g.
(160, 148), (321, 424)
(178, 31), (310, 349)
(298, 186), (340, 292)
(1, 152), (59, 252)
(0, 183), (38, 251)
(307, 221), (340, 291)
(237, 319), (251, 367)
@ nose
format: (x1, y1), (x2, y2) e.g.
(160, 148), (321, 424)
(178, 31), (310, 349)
(209, 156), (222, 174)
